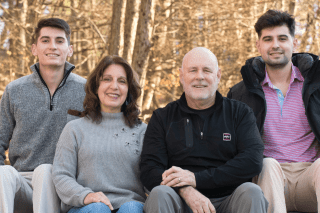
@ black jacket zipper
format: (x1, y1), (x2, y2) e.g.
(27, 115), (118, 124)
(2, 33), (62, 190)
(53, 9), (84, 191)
(196, 118), (204, 140)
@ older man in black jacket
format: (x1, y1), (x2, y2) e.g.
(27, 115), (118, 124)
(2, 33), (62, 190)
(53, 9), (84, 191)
(140, 47), (268, 213)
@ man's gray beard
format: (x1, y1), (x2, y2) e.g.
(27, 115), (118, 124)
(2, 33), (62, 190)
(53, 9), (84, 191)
(265, 57), (290, 69)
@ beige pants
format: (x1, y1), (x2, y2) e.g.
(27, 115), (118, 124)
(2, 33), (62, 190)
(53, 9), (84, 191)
(0, 164), (60, 213)
(253, 158), (320, 213)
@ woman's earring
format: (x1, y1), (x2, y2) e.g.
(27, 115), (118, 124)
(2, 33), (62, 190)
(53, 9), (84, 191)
(126, 93), (132, 106)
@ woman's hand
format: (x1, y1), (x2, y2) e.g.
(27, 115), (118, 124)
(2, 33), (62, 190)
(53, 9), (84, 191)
(84, 192), (114, 210)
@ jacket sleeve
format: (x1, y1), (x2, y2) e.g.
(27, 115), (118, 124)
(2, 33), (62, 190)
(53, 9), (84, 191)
(52, 122), (93, 207)
(306, 59), (320, 143)
(194, 105), (264, 190)
(140, 111), (168, 192)
(0, 86), (15, 165)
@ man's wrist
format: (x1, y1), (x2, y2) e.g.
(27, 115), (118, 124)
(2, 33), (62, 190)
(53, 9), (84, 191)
(178, 185), (193, 197)
(174, 185), (190, 192)
(192, 172), (197, 188)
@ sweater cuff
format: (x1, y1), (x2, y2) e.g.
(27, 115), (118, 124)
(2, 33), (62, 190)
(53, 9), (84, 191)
(79, 189), (94, 206)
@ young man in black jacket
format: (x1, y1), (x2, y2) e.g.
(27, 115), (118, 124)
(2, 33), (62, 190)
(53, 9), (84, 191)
(228, 10), (320, 213)
(140, 47), (267, 213)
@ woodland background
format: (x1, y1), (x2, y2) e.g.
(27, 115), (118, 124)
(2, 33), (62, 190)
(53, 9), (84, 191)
(0, 0), (319, 122)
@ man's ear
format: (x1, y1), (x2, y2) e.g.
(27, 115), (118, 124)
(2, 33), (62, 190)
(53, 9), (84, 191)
(68, 45), (73, 57)
(31, 44), (37, 56)
(179, 68), (184, 85)
(293, 38), (298, 52)
(256, 40), (261, 54)
(217, 68), (222, 82)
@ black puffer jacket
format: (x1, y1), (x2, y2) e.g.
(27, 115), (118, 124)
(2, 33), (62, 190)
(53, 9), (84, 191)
(227, 53), (320, 143)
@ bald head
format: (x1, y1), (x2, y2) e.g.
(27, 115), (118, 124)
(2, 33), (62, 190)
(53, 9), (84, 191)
(182, 47), (219, 71)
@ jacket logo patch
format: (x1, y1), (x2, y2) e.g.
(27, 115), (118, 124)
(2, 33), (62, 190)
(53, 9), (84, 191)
(223, 133), (231, 141)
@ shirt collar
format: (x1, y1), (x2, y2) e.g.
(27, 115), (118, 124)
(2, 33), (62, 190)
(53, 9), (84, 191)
(261, 63), (304, 89)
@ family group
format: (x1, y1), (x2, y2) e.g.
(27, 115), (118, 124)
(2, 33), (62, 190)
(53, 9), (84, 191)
(0, 9), (319, 213)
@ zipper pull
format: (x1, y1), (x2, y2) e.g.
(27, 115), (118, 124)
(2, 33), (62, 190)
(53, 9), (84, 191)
(201, 132), (203, 139)
(187, 119), (189, 125)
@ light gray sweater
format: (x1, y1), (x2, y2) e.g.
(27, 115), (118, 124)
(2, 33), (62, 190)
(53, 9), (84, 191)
(52, 112), (147, 213)
(0, 62), (86, 171)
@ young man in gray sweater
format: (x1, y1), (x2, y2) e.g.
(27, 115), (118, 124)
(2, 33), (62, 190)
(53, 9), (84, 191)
(0, 18), (86, 213)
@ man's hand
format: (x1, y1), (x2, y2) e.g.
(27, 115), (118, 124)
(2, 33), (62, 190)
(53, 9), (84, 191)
(161, 166), (196, 188)
(179, 186), (216, 213)
(84, 192), (114, 210)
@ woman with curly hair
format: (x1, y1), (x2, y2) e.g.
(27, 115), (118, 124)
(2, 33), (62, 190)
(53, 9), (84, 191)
(52, 55), (147, 213)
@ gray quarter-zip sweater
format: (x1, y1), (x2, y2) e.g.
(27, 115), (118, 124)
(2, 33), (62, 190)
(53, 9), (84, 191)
(0, 62), (86, 171)
(52, 112), (147, 212)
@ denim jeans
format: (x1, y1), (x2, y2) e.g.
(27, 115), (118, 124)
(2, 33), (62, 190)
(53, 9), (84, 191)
(68, 201), (144, 213)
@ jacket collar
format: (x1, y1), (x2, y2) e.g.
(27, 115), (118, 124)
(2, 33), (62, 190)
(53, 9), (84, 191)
(30, 61), (75, 77)
(177, 91), (223, 114)
(244, 53), (318, 83)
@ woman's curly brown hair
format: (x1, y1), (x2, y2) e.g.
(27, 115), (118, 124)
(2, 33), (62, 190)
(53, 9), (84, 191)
(71, 55), (142, 127)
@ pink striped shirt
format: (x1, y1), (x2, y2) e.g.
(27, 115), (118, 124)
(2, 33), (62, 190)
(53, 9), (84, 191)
(261, 64), (317, 163)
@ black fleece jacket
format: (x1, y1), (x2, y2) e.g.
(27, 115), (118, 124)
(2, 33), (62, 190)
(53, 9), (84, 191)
(227, 53), (320, 143)
(140, 91), (264, 198)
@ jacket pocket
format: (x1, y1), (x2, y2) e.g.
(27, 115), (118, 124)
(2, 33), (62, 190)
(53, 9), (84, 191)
(166, 118), (193, 154)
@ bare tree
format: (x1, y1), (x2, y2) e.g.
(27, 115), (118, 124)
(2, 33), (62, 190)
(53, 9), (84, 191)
(108, 0), (127, 56)
(18, 0), (28, 74)
(0, 0), (319, 118)
(123, 0), (139, 64)
(132, 0), (156, 108)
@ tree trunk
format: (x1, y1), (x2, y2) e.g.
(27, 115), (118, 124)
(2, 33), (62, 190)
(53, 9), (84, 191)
(77, 27), (82, 73)
(263, 1), (268, 13)
(27, 0), (40, 71)
(281, 0), (287, 12)
(288, 0), (296, 15)
(132, 0), (156, 108)
(19, 0), (28, 74)
(250, 0), (257, 56)
(87, 0), (98, 72)
(203, 1), (209, 48)
(141, 0), (171, 112)
(108, 0), (127, 56)
(70, 0), (76, 65)
(123, 0), (139, 64)
(308, 0), (318, 53)
(299, 3), (315, 52)
(142, 69), (161, 111)
(80, 0), (90, 76)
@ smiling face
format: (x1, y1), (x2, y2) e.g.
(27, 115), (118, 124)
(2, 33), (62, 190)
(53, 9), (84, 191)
(31, 27), (73, 71)
(98, 64), (129, 113)
(180, 47), (221, 109)
(256, 25), (297, 69)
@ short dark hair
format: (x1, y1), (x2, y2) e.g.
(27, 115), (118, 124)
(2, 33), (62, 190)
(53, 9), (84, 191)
(255, 10), (295, 38)
(32, 18), (71, 45)
(82, 55), (142, 127)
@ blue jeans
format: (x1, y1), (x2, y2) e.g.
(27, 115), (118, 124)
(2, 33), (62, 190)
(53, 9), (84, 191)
(68, 201), (144, 213)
